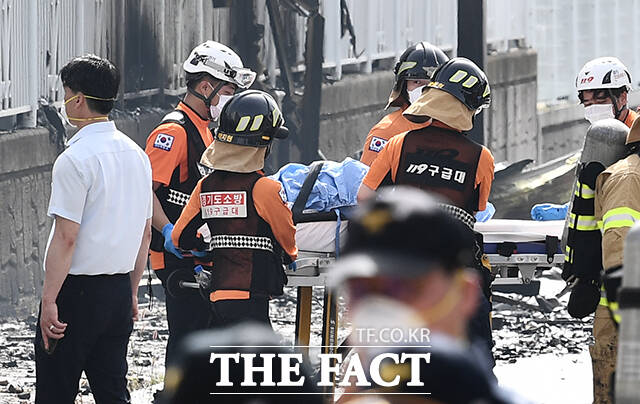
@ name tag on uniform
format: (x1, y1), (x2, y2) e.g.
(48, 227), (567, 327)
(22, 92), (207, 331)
(200, 191), (247, 219)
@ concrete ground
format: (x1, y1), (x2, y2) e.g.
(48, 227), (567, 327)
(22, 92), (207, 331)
(495, 351), (593, 404)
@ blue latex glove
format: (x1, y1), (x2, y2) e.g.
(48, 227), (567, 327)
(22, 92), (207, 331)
(530, 202), (569, 221)
(190, 250), (208, 258)
(162, 223), (183, 259)
(475, 202), (496, 222)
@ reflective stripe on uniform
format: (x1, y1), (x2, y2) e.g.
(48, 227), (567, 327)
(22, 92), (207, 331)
(568, 213), (599, 231)
(207, 234), (274, 252)
(602, 207), (640, 231)
(210, 290), (251, 302)
(565, 245), (572, 263)
(609, 301), (621, 323)
(599, 286), (608, 307)
(575, 181), (596, 199)
(167, 188), (191, 206)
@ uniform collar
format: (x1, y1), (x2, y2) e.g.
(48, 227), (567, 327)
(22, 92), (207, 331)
(431, 120), (461, 132)
(178, 101), (210, 129)
(67, 121), (116, 145)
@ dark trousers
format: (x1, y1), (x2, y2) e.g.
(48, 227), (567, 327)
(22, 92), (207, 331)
(154, 267), (210, 368)
(35, 273), (133, 404)
(211, 296), (271, 328)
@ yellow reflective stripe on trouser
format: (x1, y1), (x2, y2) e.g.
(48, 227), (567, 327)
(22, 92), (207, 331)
(575, 181), (595, 199)
(565, 245), (572, 263)
(599, 286), (608, 307)
(568, 213), (599, 231)
(602, 207), (640, 231)
(609, 301), (621, 324)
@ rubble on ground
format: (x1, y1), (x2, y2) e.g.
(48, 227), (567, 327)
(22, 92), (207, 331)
(0, 269), (592, 403)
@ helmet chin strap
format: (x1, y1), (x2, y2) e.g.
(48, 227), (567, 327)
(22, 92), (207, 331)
(187, 81), (226, 119)
(607, 89), (625, 120)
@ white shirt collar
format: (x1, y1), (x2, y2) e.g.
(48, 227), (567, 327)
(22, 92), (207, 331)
(68, 121), (116, 146)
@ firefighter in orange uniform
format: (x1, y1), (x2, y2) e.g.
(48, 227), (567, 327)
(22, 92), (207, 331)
(358, 57), (494, 214)
(145, 40), (256, 366)
(172, 90), (296, 326)
(360, 42), (449, 166)
(358, 57), (495, 366)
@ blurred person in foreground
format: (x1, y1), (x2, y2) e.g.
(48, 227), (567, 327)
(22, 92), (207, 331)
(329, 187), (525, 404)
(155, 322), (323, 404)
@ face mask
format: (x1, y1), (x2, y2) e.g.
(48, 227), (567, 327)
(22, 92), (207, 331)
(59, 99), (76, 128)
(408, 85), (426, 104)
(59, 93), (113, 127)
(584, 104), (615, 123)
(209, 94), (233, 121)
(350, 295), (426, 338)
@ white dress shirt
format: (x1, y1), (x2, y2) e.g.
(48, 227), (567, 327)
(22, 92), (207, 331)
(44, 121), (152, 275)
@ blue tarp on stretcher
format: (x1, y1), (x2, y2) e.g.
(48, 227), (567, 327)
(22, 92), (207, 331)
(270, 158), (368, 212)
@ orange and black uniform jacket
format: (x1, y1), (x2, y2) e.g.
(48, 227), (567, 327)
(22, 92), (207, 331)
(172, 170), (297, 302)
(145, 102), (213, 270)
(623, 108), (638, 128)
(360, 106), (431, 166)
(363, 121), (495, 213)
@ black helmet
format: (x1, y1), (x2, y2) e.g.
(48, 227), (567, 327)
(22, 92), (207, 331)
(427, 57), (491, 112)
(215, 90), (289, 147)
(387, 42), (449, 109)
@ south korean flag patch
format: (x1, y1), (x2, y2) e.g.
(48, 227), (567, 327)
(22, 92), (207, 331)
(369, 136), (388, 153)
(153, 133), (174, 151)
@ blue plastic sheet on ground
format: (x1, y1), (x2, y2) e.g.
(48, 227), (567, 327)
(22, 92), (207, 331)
(270, 158), (369, 212)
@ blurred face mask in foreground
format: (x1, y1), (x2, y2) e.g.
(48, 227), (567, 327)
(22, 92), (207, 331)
(350, 295), (427, 345)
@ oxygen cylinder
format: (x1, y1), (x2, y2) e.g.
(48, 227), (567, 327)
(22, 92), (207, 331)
(615, 223), (640, 403)
(562, 119), (630, 247)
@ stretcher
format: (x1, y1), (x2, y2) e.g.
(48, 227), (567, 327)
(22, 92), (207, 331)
(287, 218), (566, 308)
(286, 216), (348, 360)
(474, 219), (565, 295)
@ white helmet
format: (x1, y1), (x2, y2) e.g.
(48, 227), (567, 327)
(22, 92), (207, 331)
(183, 41), (256, 89)
(576, 57), (632, 92)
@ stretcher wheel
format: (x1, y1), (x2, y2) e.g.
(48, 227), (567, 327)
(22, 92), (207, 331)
(165, 268), (199, 299)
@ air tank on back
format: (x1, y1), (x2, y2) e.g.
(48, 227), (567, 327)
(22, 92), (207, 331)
(562, 119), (630, 247)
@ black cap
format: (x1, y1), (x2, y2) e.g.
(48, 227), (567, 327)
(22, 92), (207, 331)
(329, 186), (476, 285)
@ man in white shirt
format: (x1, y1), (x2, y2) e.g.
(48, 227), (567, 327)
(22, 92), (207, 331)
(35, 55), (153, 404)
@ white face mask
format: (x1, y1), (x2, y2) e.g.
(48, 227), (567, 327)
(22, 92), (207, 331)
(350, 295), (425, 335)
(584, 104), (615, 124)
(209, 94), (233, 121)
(59, 101), (77, 128)
(408, 85), (426, 104)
